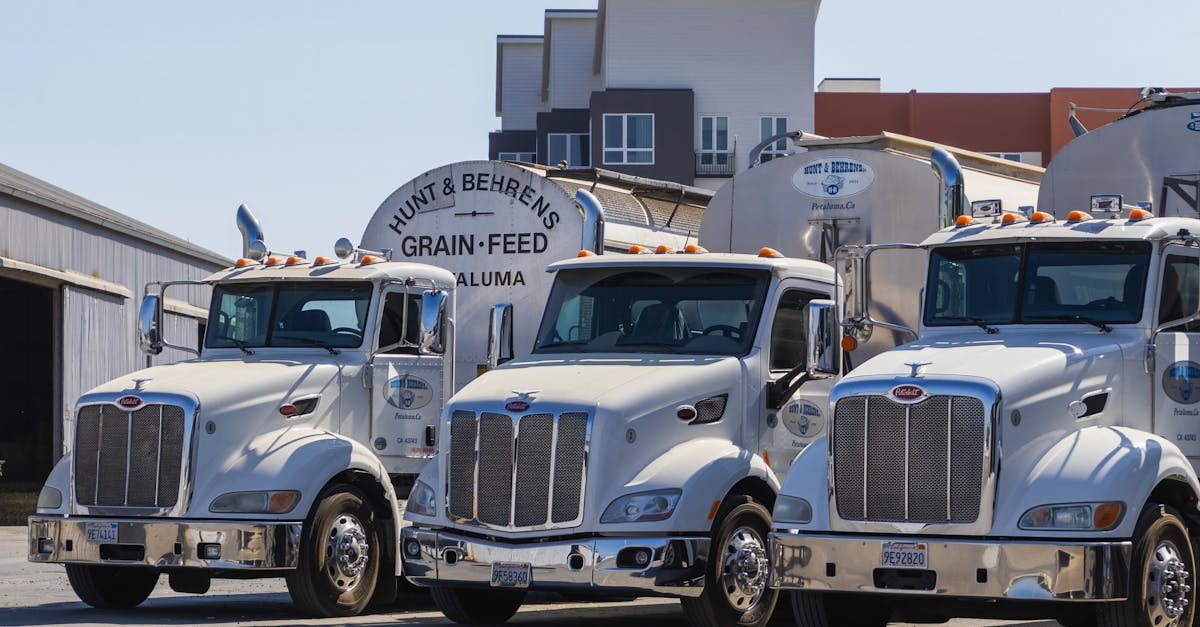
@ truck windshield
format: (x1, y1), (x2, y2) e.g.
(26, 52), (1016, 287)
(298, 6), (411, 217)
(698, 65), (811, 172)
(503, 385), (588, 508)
(925, 241), (1150, 327)
(206, 282), (373, 349)
(533, 267), (770, 356)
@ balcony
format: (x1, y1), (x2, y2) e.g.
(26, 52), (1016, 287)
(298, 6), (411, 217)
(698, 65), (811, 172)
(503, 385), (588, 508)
(695, 152), (735, 177)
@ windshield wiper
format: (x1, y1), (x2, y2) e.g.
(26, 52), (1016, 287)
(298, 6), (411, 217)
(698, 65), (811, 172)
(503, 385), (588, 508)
(274, 334), (341, 355)
(535, 340), (587, 351)
(1024, 314), (1113, 333)
(612, 341), (683, 353)
(938, 316), (999, 334)
(215, 335), (254, 355)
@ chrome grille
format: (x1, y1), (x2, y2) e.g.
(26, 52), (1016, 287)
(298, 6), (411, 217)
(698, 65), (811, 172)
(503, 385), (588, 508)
(833, 394), (986, 523)
(446, 409), (589, 530)
(74, 403), (186, 508)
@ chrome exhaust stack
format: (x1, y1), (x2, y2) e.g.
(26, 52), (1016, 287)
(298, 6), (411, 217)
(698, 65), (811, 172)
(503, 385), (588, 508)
(930, 148), (966, 229)
(576, 190), (606, 255)
(236, 204), (266, 259)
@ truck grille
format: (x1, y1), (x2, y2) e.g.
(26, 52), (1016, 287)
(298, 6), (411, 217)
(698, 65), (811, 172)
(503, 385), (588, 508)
(833, 394), (985, 523)
(74, 403), (187, 508)
(447, 410), (589, 530)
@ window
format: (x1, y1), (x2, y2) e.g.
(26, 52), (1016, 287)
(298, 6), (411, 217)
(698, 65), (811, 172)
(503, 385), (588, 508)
(603, 114), (654, 165)
(983, 152), (1043, 166)
(1159, 254), (1200, 330)
(206, 282), (372, 349)
(770, 289), (825, 372)
(498, 151), (536, 163)
(377, 291), (422, 354)
(547, 133), (590, 168)
(699, 116), (730, 165)
(759, 116), (788, 162)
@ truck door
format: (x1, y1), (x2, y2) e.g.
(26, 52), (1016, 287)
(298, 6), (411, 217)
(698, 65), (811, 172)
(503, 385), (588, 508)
(370, 288), (443, 467)
(1153, 245), (1200, 469)
(762, 284), (835, 479)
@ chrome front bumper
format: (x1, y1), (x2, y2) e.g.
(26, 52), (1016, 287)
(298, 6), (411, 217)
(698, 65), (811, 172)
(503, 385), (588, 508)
(769, 532), (1131, 601)
(28, 516), (301, 570)
(402, 527), (708, 597)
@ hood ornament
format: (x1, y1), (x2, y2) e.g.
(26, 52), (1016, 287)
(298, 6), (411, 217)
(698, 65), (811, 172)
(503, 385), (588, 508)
(510, 390), (540, 400)
(131, 378), (151, 391)
(904, 362), (931, 378)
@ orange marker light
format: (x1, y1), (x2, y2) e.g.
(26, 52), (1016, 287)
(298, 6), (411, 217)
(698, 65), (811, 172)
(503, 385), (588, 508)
(955, 215), (974, 227)
(360, 255), (379, 264)
(758, 247), (783, 258)
(1128, 208), (1153, 221)
(1029, 211), (1053, 224)
(628, 245), (648, 254)
(577, 249), (596, 257)
(707, 500), (722, 521)
(285, 256), (304, 265)
(655, 245), (673, 254)
(265, 257), (282, 266)
(1001, 213), (1021, 225)
(1066, 210), (1092, 223)
(841, 335), (858, 352)
(313, 256), (331, 265)
(1093, 503), (1122, 529)
(684, 244), (708, 253)
(235, 258), (253, 267)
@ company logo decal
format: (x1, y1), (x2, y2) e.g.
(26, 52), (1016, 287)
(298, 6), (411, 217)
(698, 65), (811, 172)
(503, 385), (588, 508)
(116, 395), (143, 409)
(1188, 112), (1200, 133)
(891, 385), (926, 401)
(1163, 360), (1200, 405)
(385, 375), (433, 410)
(793, 157), (876, 199)
(783, 401), (824, 438)
(505, 400), (530, 413)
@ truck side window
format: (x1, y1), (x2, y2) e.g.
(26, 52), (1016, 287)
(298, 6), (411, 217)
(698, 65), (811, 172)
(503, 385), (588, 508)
(377, 292), (420, 354)
(1159, 255), (1200, 331)
(770, 289), (825, 372)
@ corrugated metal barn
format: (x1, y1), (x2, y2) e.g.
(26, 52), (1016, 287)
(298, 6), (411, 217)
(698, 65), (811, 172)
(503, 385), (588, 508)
(0, 163), (230, 483)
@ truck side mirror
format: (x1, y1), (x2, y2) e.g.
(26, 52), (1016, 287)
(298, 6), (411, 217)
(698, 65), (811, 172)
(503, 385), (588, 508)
(138, 295), (164, 355)
(420, 290), (447, 354)
(805, 299), (840, 375)
(488, 303), (514, 370)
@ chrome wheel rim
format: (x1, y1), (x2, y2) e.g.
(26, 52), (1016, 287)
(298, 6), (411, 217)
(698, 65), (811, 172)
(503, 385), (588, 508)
(1147, 538), (1191, 626)
(324, 513), (370, 593)
(720, 525), (769, 611)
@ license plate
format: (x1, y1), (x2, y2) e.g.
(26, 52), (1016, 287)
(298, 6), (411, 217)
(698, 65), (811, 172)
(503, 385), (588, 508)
(881, 541), (927, 568)
(85, 522), (118, 543)
(490, 561), (531, 588)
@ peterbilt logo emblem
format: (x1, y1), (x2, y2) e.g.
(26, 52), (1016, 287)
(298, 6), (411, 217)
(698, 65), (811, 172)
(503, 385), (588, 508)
(891, 385), (925, 401)
(117, 395), (143, 409)
(505, 400), (530, 412)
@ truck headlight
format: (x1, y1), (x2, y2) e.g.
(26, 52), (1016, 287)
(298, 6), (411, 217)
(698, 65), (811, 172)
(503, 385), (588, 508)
(601, 489), (681, 523)
(407, 480), (437, 517)
(1019, 502), (1123, 530)
(36, 486), (62, 510)
(772, 495), (812, 524)
(209, 490), (300, 514)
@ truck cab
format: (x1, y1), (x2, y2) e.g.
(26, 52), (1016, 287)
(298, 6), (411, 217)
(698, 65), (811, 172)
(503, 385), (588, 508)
(29, 245), (456, 617)
(402, 249), (841, 627)
(771, 90), (1200, 627)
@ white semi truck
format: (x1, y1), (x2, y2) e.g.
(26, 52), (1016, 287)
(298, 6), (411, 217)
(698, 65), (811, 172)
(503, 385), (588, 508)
(24, 162), (705, 617)
(771, 91), (1200, 627)
(399, 136), (1041, 627)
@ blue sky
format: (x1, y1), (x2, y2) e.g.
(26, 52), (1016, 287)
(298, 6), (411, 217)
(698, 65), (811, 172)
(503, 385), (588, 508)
(1, 0), (1194, 260)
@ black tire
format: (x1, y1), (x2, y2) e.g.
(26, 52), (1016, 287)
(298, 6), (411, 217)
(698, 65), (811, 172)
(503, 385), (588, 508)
(1096, 503), (1195, 627)
(430, 586), (525, 624)
(65, 564), (158, 609)
(680, 497), (778, 627)
(286, 483), (380, 617)
(791, 590), (889, 627)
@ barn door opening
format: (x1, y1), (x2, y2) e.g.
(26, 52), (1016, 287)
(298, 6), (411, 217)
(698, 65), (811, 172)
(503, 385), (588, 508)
(0, 276), (54, 482)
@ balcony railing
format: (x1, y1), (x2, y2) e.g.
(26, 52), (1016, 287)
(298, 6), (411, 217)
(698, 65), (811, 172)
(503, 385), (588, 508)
(695, 151), (735, 177)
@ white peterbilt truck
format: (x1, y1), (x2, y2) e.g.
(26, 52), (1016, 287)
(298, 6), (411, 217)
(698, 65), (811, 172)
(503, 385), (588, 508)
(24, 162), (705, 617)
(400, 135), (1040, 627)
(771, 90), (1200, 627)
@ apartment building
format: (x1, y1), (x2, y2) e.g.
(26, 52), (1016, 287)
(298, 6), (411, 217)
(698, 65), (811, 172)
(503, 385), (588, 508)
(489, 0), (819, 190)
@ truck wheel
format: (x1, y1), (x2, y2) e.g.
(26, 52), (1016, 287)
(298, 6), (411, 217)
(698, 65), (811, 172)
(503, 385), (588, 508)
(286, 483), (380, 617)
(1097, 503), (1195, 627)
(680, 496), (777, 627)
(65, 564), (159, 608)
(791, 590), (889, 627)
(430, 586), (525, 624)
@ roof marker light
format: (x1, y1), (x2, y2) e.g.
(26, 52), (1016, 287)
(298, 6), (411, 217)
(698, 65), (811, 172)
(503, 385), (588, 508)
(1128, 208), (1154, 221)
(758, 247), (783, 258)
(1029, 211), (1054, 224)
(313, 256), (332, 265)
(235, 258), (254, 267)
(285, 256), (305, 265)
(628, 245), (650, 254)
(1066, 211), (1093, 223)
(655, 245), (674, 254)
(359, 255), (380, 264)
(265, 256), (282, 266)
(683, 244), (708, 253)
(954, 215), (974, 227)
(577, 249), (596, 257)
(1000, 213), (1027, 225)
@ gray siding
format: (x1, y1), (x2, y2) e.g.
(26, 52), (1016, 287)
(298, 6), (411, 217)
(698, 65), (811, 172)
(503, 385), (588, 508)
(536, 109), (591, 167)
(589, 89), (694, 185)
